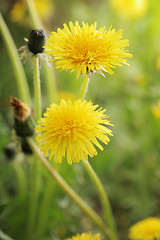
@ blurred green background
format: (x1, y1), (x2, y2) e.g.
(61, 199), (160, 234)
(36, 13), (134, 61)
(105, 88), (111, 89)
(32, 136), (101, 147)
(0, 0), (160, 240)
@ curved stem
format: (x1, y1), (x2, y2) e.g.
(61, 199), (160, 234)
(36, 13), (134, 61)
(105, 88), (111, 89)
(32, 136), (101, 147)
(79, 74), (90, 100)
(28, 138), (111, 239)
(0, 13), (31, 105)
(82, 160), (117, 240)
(34, 56), (42, 122)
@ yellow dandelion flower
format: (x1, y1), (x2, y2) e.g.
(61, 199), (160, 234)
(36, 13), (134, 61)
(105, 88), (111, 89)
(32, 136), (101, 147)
(44, 21), (132, 79)
(66, 232), (100, 240)
(152, 100), (160, 120)
(110, 0), (148, 20)
(129, 217), (160, 240)
(35, 99), (113, 165)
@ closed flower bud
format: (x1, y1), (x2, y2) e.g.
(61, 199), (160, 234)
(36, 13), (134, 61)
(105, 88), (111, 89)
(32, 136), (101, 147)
(10, 97), (35, 137)
(28, 29), (46, 54)
(21, 138), (33, 155)
(4, 142), (17, 160)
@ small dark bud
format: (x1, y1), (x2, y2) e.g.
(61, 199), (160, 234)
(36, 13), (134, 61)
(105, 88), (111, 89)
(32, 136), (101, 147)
(28, 29), (46, 54)
(21, 138), (33, 155)
(4, 143), (16, 160)
(14, 116), (35, 137)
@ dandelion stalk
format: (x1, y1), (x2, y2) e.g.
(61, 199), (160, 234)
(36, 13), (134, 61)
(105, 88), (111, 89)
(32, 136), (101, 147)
(34, 56), (42, 122)
(79, 74), (90, 99)
(28, 138), (111, 239)
(26, 56), (42, 240)
(82, 160), (117, 240)
(0, 13), (31, 105)
(80, 76), (117, 240)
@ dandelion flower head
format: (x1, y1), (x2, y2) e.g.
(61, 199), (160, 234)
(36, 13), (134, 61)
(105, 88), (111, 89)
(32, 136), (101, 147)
(110, 0), (148, 20)
(35, 99), (113, 165)
(66, 232), (100, 240)
(44, 21), (132, 78)
(129, 217), (160, 240)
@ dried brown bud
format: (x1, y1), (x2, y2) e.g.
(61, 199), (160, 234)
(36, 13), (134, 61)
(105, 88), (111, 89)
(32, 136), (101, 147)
(10, 97), (31, 122)
(10, 97), (35, 137)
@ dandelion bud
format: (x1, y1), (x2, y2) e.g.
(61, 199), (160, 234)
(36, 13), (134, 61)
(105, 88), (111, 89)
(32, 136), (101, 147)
(21, 138), (33, 155)
(28, 29), (46, 54)
(10, 97), (35, 137)
(4, 142), (16, 160)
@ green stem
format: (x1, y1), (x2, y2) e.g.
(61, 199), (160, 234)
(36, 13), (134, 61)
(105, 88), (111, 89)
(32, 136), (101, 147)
(79, 74), (90, 99)
(27, 57), (41, 240)
(0, 13), (31, 105)
(26, 0), (58, 105)
(27, 156), (40, 240)
(27, 53), (42, 240)
(79, 74), (117, 240)
(34, 56), (42, 122)
(28, 138), (111, 239)
(82, 160), (117, 240)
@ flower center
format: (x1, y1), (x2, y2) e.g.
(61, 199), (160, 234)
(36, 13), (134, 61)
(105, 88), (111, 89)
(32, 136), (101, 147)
(62, 119), (81, 137)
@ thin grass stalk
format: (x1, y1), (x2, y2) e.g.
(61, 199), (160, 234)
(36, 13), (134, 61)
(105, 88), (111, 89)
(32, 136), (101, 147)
(0, 13), (31, 105)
